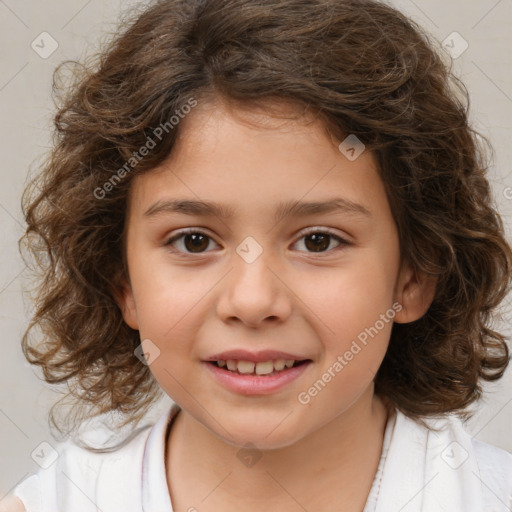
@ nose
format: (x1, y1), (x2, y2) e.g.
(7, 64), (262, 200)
(215, 249), (292, 328)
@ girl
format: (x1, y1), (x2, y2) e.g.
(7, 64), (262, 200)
(7, 0), (512, 510)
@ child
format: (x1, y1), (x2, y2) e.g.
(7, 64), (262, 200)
(6, 0), (512, 510)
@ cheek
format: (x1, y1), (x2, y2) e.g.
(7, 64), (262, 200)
(291, 248), (398, 381)
(128, 249), (209, 335)
(296, 278), (394, 415)
(298, 253), (398, 336)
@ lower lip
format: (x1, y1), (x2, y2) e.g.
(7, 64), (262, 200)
(203, 361), (312, 395)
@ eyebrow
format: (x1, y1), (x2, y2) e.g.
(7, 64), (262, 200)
(143, 197), (372, 223)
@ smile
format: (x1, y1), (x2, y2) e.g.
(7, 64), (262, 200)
(203, 359), (313, 395)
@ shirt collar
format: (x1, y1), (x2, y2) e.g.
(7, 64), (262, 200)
(141, 402), (181, 512)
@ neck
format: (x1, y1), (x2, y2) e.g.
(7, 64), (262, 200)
(166, 388), (390, 511)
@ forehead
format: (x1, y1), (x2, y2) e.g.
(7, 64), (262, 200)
(127, 98), (386, 221)
(169, 97), (338, 158)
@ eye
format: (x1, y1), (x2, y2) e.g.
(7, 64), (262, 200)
(164, 227), (350, 255)
(164, 229), (219, 254)
(292, 228), (350, 254)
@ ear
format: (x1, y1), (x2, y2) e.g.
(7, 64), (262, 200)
(112, 279), (140, 330)
(393, 261), (437, 324)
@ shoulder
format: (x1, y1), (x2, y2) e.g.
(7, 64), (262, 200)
(432, 414), (512, 484)
(462, 427), (512, 509)
(12, 404), (180, 512)
(12, 423), (154, 512)
(397, 409), (512, 466)
(396, 410), (512, 508)
(470, 436), (512, 499)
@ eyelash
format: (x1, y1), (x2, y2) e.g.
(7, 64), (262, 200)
(164, 227), (350, 255)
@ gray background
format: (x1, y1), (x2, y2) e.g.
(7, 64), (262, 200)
(1, 0), (511, 497)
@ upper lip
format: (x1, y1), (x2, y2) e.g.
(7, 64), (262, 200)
(204, 349), (311, 363)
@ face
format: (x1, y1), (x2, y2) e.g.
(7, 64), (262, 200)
(119, 98), (434, 449)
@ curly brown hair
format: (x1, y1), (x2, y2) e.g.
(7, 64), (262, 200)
(20, 0), (512, 438)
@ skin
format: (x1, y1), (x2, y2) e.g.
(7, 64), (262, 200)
(118, 97), (436, 511)
(0, 496), (25, 512)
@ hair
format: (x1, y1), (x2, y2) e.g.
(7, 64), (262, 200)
(20, 0), (512, 438)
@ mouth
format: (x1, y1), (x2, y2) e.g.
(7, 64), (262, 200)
(203, 357), (313, 395)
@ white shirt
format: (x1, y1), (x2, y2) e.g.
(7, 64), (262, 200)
(13, 403), (512, 511)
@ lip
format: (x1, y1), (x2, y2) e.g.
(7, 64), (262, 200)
(203, 360), (313, 395)
(204, 349), (310, 363)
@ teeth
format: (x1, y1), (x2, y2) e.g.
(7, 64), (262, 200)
(237, 361), (255, 374)
(217, 358), (300, 375)
(255, 361), (274, 375)
(274, 359), (286, 371)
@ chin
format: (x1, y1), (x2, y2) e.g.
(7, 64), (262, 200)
(209, 417), (306, 452)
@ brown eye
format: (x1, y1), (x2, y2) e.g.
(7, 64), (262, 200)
(304, 233), (331, 252)
(182, 233), (210, 252)
(293, 229), (349, 254)
(165, 230), (217, 253)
